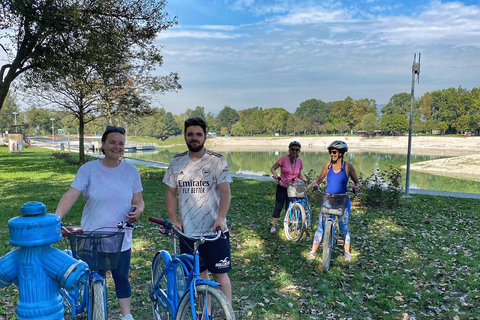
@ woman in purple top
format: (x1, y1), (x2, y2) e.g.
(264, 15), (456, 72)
(307, 140), (360, 262)
(269, 141), (306, 234)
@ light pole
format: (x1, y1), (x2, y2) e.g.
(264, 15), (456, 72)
(12, 112), (18, 133)
(405, 53), (421, 197)
(50, 118), (55, 143)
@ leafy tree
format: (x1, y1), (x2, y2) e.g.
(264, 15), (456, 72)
(285, 113), (302, 136)
(351, 98), (377, 131)
(13, 0), (179, 163)
(189, 106), (206, 120)
(231, 121), (245, 136)
(336, 122), (350, 134)
(361, 113), (379, 135)
(238, 107), (264, 135)
(455, 114), (475, 133)
(295, 99), (330, 133)
(380, 114), (408, 134)
(263, 108), (289, 135)
(220, 127), (229, 136)
(205, 112), (221, 133)
(319, 123), (333, 134)
(0, 0), (178, 111)
(330, 97), (353, 124)
(217, 106), (239, 132)
(437, 121), (448, 135)
(23, 106), (57, 136)
(381, 93), (411, 115)
(0, 90), (20, 133)
(163, 112), (181, 136)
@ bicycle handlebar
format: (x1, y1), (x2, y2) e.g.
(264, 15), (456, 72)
(148, 217), (222, 241)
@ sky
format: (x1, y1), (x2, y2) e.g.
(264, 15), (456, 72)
(151, 0), (480, 115)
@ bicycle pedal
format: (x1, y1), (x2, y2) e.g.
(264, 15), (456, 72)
(337, 239), (344, 246)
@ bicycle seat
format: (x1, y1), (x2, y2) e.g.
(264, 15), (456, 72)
(62, 226), (83, 237)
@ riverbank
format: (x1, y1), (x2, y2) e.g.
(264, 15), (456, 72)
(205, 135), (480, 181)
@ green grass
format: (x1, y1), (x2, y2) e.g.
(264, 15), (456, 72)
(1, 145), (479, 319)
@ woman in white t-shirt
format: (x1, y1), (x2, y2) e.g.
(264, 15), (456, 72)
(55, 126), (144, 320)
(269, 141), (306, 234)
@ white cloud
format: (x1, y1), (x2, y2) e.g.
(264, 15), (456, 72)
(157, 30), (243, 40)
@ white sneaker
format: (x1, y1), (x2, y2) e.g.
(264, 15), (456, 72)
(344, 252), (352, 262)
(307, 252), (317, 260)
(270, 227), (276, 234)
(121, 314), (134, 320)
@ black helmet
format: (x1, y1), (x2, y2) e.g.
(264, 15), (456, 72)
(327, 140), (348, 153)
(289, 141), (301, 148)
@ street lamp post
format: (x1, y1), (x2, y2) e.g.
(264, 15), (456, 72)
(12, 112), (18, 133)
(50, 118), (55, 143)
(405, 53), (421, 197)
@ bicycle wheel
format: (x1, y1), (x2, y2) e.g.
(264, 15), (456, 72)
(89, 280), (106, 320)
(284, 202), (306, 242)
(304, 196), (312, 228)
(176, 284), (235, 320)
(322, 220), (334, 273)
(152, 254), (172, 320)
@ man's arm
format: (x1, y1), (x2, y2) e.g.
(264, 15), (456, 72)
(55, 187), (82, 219)
(213, 182), (231, 232)
(165, 185), (182, 230)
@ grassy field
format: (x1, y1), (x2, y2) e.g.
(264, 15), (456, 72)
(0, 146), (479, 319)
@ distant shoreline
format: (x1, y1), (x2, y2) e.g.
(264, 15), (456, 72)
(206, 135), (480, 156)
(205, 135), (480, 182)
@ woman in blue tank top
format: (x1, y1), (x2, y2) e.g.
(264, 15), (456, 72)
(307, 140), (360, 262)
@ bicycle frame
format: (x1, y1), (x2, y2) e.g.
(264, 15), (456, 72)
(60, 217), (136, 319)
(292, 196), (311, 225)
(149, 217), (225, 320)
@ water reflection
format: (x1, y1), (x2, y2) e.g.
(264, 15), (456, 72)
(126, 149), (480, 193)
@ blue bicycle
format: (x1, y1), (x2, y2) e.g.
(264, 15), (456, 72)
(279, 178), (312, 242)
(315, 189), (349, 272)
(148, 217), (235, 320)
(60, 218), (136, 319)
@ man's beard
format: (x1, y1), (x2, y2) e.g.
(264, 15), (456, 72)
(187, 140), (205, 152)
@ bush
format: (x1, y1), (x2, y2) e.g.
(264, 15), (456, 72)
(304, 168), (319, 185)
(51, 152), (96, 166)
(139, 170), (165, 181)
(356, 166), (403, 209)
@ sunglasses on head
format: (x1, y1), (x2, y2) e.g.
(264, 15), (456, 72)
(106, 126), (125, 134)
(290, 148), (300, 152)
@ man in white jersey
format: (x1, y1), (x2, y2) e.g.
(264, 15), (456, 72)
(162, 117), (233, 303)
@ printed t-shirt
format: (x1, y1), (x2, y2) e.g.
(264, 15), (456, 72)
(162, 149), (233, 237)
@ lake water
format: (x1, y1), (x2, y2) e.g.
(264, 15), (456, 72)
(126, 149), (480, 194)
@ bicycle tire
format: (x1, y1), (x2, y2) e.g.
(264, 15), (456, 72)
(175, 284), (235, 320)
(304, 195), (312, 228)
(151, 254), (172, 320)
(284, 202), (306, 242)
(322, 220), (334, 273)
(89, 280), (106, 320)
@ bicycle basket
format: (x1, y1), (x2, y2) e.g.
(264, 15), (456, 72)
(319, 193), (349, 216)
(287, 183), (307, 198)
(69, 231), (124, 271)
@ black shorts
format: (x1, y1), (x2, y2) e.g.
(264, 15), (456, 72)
(180, 231), (231, 274)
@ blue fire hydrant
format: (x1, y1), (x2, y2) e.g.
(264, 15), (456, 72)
(0, 201), (90, 320)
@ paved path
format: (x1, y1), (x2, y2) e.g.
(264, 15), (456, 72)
(124, 158), (480, 200)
